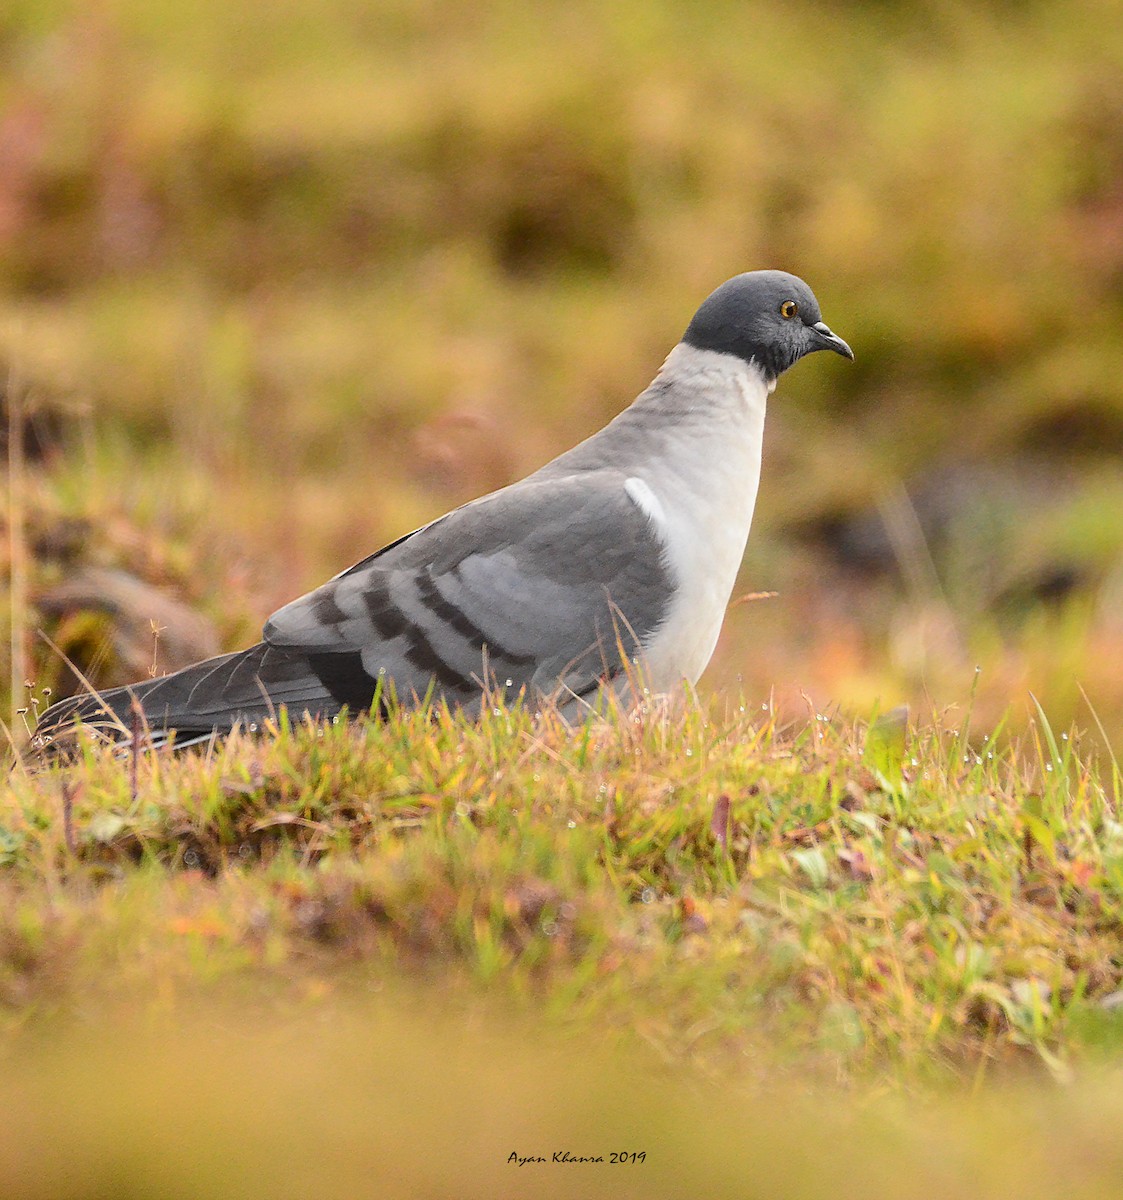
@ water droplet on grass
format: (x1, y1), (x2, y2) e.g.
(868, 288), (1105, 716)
(640, 887), (656, 904)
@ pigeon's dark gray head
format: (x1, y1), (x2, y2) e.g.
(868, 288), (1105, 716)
(682, 270), (853, 381)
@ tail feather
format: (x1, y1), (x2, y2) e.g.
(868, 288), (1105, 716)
(32, 642), (340, 752)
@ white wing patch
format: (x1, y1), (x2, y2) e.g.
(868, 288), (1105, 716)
(624, 476), (667, 531)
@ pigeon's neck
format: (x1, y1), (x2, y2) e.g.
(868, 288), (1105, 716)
(539, 343), (769, 478)
(649, 341), (774, 412)
(605, 342), (771, 463)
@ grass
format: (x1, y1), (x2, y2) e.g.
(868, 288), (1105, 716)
(2, 698), (1123, 1192)
(5, 696), (1123, 1085)
(13, 999), (1123, 1200)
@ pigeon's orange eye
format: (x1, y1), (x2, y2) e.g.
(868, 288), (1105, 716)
(780, 301), (798, 319)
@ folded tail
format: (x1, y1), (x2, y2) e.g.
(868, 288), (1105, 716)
(32, 641), (352, 752)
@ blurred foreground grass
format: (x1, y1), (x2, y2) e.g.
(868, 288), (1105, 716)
(7, 999), (1123, 1200)
(4, 701), (1123, 1191)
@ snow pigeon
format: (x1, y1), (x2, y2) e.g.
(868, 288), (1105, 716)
(34, 270), (852, 749)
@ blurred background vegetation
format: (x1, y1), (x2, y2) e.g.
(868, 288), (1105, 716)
(3, 0), (1123, 732)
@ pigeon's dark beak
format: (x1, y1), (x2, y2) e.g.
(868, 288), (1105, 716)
(809, 321), (854, 361)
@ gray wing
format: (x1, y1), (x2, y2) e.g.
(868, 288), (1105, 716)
(262, 473), (673, 706)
